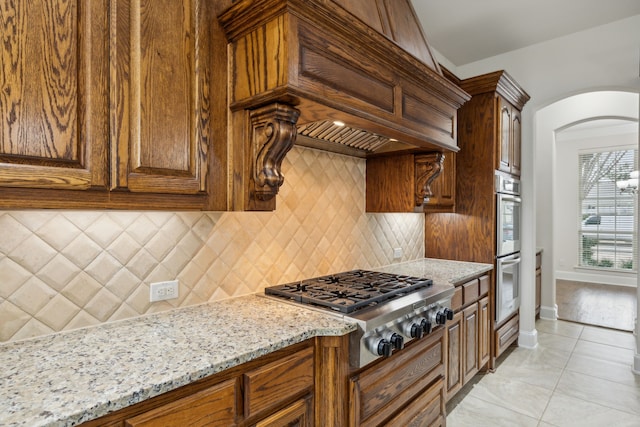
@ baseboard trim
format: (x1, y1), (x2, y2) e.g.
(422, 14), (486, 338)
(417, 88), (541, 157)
(539, 305), (558, 320)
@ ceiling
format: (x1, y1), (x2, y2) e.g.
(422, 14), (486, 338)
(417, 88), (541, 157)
(412, 0), (640, 66)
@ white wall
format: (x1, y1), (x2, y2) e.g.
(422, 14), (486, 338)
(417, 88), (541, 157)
(433, 14), (640, 345)
(555, 122), (638, 286)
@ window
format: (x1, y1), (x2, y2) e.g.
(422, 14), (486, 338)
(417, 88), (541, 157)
(578, 148), (637, 271)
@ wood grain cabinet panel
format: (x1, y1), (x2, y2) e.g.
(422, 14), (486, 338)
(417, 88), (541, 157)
(497, 96), (522, 177)
(444, 310), (463, 399)
(243, 347), (314, 419)
(111, 0), (212, 196)
(462, 303), (479, 384)
(0, 0), (109, 191)
(124, 379), (237, 427)
(383, 378), (444, 427)
(478, 296), (490, 368)
(462, 279), (479, 306)
(1, 0), (228, 209)
(495, 313), (519, 358)
(350, 330), (444, 426)
(254, 397), (312, 427)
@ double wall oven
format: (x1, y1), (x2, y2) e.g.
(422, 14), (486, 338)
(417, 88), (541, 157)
(495, 174), (522, 324)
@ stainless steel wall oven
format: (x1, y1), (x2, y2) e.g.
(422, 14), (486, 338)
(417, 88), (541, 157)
(495, 174), (522, 324)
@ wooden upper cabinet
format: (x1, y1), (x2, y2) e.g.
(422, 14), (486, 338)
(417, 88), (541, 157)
(497, 96), (521, 177)
(0, 0), (109, 190)
(111, 0), (211, 196)
(0, 0), (228, 209)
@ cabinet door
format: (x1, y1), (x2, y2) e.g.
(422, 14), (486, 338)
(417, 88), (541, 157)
(497, 97), (512, 174)
(111, 0), (211, 195)
(124, 379), (237, 427)
(444, 310), (463, 400)
(462, 303), (479, 384)
(478, 296), (490, 369)
(511, 108), (522, 176)
(0, 0), (108, 190)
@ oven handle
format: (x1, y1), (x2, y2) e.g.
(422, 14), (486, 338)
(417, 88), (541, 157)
(497, 253), (521, 265)
(498, 194), (522, 204)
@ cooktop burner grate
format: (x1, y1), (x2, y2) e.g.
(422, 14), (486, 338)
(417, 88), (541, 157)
(265, 270), (433, 314)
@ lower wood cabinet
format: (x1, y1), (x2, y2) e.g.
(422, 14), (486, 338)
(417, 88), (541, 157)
(349, 329), (445, 426)
(461, 303), (479, 384)
(84, 341), (315, 427)
(478, 296), (490, 369)
(445, 275), (491, 402)
(124, 380), (237, 427)
(444, 310), (463, 399)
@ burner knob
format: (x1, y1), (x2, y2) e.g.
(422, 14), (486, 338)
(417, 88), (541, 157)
(421, 318), (433, 335)
(378, 339), (392, 357)
(383, 331), (404, 350)
(435, 311), (447, 325)
(402, 320), (424, 339)
(443, 308), (454, 321)
(366, 336), (392, 357)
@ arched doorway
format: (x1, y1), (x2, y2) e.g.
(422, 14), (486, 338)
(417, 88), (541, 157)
(534, 90), (639, 368)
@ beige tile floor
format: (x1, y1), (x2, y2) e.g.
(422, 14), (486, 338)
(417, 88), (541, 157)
(446, 319), (640, 426)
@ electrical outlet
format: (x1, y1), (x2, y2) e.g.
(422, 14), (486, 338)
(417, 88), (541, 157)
(150, 280), (179, 302)
(393, 248), (403, 259)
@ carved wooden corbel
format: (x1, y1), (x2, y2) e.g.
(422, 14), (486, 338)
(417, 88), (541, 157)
(414, 153), (444, 206)
(249, 103), (301, 201)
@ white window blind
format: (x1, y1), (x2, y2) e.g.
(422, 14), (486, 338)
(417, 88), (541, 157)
(578, 149), (637, 271)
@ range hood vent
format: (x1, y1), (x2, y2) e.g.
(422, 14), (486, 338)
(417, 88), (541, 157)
(297, 121), (390, 155)
(218, 0), (470, 210)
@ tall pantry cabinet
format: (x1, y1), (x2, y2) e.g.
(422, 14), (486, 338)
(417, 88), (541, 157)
(425, 70), (529, 371)
(0, 0), (229, 210)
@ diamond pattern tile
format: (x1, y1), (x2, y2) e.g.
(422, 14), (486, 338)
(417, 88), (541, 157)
(0, 146), (425, 342)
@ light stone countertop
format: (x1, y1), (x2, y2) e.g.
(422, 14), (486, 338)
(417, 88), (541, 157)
(0, 258), (492, 427)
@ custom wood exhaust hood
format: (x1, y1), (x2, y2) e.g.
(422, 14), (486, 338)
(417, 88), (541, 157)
(218, 0), (470, 210)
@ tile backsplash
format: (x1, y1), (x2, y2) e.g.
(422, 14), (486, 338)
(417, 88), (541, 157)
(0, 146), (424, 342)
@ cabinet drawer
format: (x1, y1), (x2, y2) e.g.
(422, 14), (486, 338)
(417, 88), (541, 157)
(479, 275), (490, 297)
(254, 397), (312, 427)
(124, 379), (237, 427)
(350, 330), (444, 426)
(495, 314), (519, 358)
(383, 377), (444, 427)
(462, 279), (479, 306)
(451, 286), (463, 312)
(244, 347), (314, 419)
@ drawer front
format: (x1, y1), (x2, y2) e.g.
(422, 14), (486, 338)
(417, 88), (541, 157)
(351, 330), (444, 426)
(495, 314), (519, 358)
(479, 275), (490, 297)
(125, 379), (237, 427)
(244, 347), (314, 419)
(383, 377), (444, 427)
(451, 286), (463, 312)
(462, 279), (479, 306)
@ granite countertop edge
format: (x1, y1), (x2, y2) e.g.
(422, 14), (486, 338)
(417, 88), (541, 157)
(0, 257), (492, 427)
